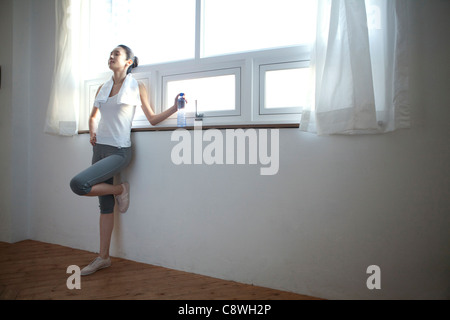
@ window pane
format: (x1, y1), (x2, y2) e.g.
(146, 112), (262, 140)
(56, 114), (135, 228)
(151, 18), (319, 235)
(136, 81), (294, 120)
(166, 75), (236, 113)
(89, 0), (195, 75)
(202, 0), (317, 57)
(265, 68), (309, 109)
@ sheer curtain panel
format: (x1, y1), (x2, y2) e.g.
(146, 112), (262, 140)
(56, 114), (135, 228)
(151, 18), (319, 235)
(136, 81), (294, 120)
(300, 0), (410, 135)
(44, 0), (86, 136)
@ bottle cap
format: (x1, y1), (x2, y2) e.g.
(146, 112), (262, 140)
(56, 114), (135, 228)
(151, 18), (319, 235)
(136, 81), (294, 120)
(180, 93), (184, 96)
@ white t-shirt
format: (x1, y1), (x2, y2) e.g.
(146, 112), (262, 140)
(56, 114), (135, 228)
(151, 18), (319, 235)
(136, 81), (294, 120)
(96, 94), (136, 148)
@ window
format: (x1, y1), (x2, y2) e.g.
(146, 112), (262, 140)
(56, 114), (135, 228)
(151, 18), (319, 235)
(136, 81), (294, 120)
(80, 0), (317, 130)
(87, 0), (196, 76)
(260, 61), (311, 115)
(164, 68), (240, 117)
(202, 0), (317, 57)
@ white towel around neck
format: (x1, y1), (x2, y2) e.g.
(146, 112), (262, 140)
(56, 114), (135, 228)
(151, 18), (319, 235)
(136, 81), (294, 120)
(94, 74), (141, 107)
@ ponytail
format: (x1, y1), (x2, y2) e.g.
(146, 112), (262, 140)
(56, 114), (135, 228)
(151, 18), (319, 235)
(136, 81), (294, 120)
(127, 56), (139, 74)
(118, 44), (139, 74)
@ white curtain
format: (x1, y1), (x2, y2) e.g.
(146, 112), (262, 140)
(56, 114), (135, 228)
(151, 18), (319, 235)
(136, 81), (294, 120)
(44, 0), (87, 136)
(300, 0), (410, 135)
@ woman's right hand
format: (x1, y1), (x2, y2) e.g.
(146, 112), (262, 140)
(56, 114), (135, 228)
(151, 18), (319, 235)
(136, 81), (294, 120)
(90, 133), (97, 146)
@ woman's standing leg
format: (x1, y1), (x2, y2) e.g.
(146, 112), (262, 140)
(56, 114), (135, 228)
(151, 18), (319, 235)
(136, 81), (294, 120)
(99, 213), (114, 259)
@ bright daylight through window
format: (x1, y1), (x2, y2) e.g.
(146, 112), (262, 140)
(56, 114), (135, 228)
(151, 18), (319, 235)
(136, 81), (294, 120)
(261, 62), (311, 114)
(165, 71), (239, 116)
(202, 0), (316, 57)
(88, 0), (196, 75)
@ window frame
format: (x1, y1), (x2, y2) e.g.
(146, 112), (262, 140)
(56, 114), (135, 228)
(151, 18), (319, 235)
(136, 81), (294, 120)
(79, 0), (314, 132)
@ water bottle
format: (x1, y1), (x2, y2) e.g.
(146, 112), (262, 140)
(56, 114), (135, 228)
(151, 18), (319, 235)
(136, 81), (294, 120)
(177, 93), (186, 127)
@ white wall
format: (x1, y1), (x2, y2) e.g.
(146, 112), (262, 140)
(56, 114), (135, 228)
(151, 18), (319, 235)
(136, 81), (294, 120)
(0, 0), (31, 243)
(0, 0), (13, 242)
(2, 0), (449, 299)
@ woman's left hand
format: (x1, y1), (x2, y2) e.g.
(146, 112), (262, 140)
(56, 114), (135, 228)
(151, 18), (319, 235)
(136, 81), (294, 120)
(173, 94), (188, 109)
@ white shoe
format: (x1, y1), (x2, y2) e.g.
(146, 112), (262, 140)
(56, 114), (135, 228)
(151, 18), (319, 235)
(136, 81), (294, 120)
(116, 182), (130, 213)
(81, 256), (111, 276)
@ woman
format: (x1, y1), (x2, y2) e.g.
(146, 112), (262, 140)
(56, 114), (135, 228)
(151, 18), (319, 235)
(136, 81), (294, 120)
(70, 45), (183, 275)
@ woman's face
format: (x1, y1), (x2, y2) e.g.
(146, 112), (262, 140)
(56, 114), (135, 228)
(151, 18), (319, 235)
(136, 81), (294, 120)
(108, 47), (131, 72)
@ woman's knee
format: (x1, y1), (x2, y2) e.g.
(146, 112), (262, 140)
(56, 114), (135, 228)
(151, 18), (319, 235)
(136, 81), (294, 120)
(70, 175), (91, 196)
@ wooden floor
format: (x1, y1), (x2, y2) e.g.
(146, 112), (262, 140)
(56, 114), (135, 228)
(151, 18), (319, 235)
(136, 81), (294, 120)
(0, 240), (321, 300)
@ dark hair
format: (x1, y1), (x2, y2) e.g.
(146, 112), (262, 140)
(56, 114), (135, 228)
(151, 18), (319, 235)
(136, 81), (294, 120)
(118, 44), (139, 74)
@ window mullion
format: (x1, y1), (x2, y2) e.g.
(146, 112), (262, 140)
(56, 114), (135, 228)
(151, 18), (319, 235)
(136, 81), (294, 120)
(195, 0), (202, 60)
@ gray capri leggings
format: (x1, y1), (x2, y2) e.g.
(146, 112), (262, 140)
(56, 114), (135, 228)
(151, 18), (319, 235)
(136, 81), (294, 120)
(70, 143), (132, 214)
